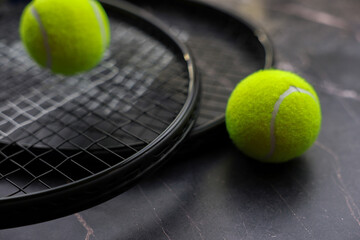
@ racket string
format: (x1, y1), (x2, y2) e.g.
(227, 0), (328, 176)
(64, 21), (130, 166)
(0, 13), (192, 198)
(135, 2), (268, 131)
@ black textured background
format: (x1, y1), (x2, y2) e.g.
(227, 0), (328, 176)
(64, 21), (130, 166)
(1, 0), (360, 239)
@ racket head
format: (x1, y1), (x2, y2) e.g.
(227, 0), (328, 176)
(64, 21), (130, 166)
(127, 0), (274, 137)
(0, 0), (200, 228)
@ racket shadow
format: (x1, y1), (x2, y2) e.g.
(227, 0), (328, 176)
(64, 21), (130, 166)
(84, 128), (311, 239)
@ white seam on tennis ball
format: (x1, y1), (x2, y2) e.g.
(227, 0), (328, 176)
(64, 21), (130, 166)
(264, 86), (317, 160)
(89, 0), (107, 51)
(30, 6), (52, 69)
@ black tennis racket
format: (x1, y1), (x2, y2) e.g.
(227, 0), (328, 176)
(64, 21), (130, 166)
(0, 0), (200, 228)
(127, 0), (274, 137)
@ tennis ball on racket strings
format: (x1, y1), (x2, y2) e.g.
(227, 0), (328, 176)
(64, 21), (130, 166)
(225, 69), (321, 163)
(19, 0), (111, 75)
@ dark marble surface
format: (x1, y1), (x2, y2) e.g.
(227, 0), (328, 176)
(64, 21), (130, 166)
(1, 0), (360, 239)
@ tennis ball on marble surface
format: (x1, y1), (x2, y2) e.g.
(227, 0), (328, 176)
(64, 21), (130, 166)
(19, 0), (110, 75)
(225, 69), (321, 163)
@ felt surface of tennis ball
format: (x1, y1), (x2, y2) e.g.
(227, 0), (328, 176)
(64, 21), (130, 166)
(20, 0), (110, 75)
(225, 69), (321, 163)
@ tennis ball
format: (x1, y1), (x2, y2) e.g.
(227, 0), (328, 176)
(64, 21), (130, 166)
(225, 69), (321, 163)
(19, 0), (111, 75)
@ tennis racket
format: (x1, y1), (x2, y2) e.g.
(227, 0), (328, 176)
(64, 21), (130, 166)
(0, 0), (200, 228)
(127, 0), (274, 137)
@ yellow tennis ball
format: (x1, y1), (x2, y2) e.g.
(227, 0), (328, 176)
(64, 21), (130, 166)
(225, 69), (322, 163)
(19, 0), (111, 75)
